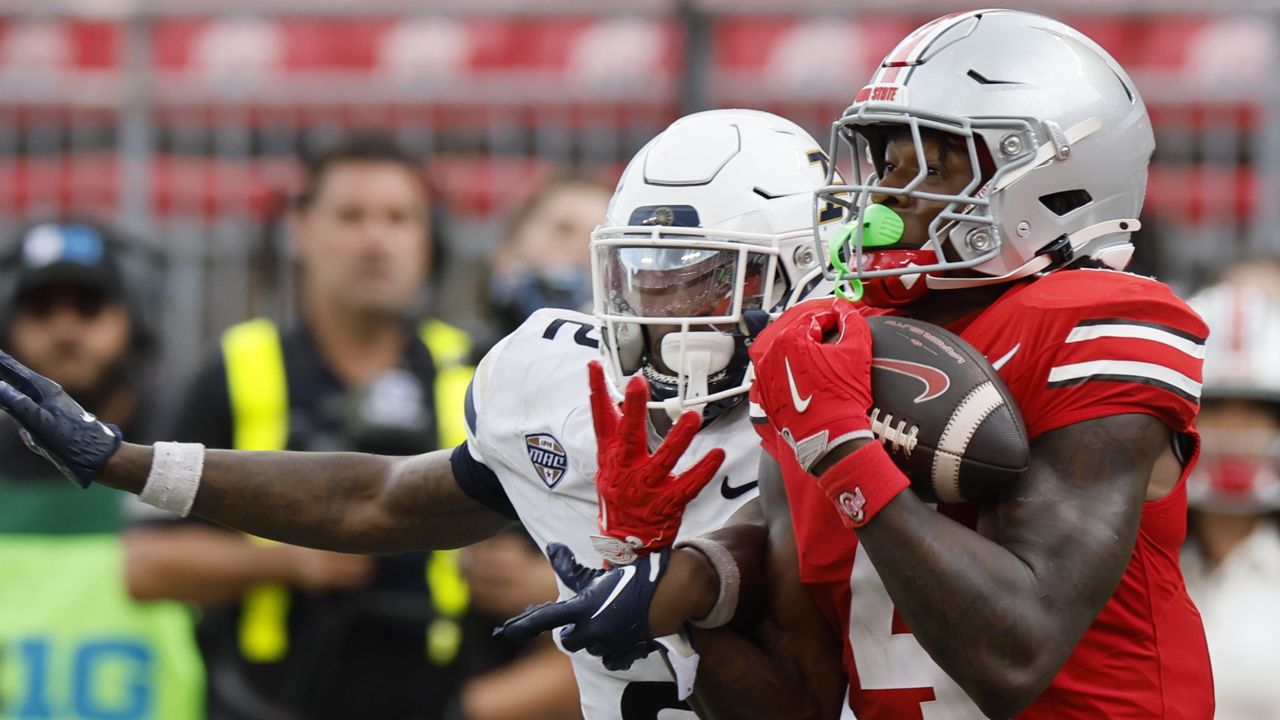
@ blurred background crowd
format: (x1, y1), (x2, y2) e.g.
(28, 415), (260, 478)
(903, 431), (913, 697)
(0, 1), (1278, 719)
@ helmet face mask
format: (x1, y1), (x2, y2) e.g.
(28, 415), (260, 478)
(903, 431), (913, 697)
(815, 10), (1154, 306)
(599, 239), (777, 326)
(590, 109), (837, 420)
(819, 113), (1018, 282)
(592, 224), (810, 420)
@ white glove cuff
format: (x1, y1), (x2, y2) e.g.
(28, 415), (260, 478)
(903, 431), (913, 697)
(674, 536), (740, 629)
(655, 631), (701, 701)
(139, 442), (205, 517)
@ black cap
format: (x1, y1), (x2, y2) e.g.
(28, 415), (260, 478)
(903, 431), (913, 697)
(11, 222), (125, 299)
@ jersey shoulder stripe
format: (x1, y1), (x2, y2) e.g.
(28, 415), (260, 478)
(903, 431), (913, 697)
(1048, 314), (1208, 403)
(1065, 318), (1207, 358)
(961, 270), (1207, 438)
(1046, 360), (1201, 403)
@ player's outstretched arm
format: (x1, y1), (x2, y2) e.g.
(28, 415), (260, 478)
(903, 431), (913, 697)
(0, 349), (513, 553)
(838, 413), (1165, 718)
(104, 445), (512, 553)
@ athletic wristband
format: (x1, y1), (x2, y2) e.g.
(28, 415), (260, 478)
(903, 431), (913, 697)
(673, 537), (741, 629)
(138, 442), (205, 517)
(815, 441), (909, 529)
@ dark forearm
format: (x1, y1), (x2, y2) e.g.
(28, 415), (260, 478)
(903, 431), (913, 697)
(856, 495), (1054, 714)
(687, 626), (839, 720)
(649, 502), (769, 634)
(101, 444), (511, 554)
(852, 415), (1162, 717)
(688, 461), (843, 719)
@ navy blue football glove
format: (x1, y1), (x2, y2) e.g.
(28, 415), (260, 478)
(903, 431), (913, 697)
(0, 350), (122, 488)
(497, 543), (668, 671)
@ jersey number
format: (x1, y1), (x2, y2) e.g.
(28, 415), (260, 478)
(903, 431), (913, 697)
(848, 544), (985, 720)
(621, 681), (693, 720)
(542, 319), (600, 349)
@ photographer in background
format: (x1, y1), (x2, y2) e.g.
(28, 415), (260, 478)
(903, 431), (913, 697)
(0, 220), (204, 719)
(486, 176), (611, 338)
(124, 133), (571, 720)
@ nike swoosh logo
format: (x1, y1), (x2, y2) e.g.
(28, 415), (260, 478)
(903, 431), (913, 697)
(991, 343), (1021, 372)
(871, 358), (951, 403)
(591, 564), (636, 620)
(720, 476), (759, 500)
(785, 358), (812, 412)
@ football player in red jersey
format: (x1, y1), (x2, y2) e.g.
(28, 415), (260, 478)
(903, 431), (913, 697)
(498, 9), (1215, 720)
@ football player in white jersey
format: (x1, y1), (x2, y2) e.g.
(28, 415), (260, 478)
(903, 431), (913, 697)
(0, 109), (839, 719)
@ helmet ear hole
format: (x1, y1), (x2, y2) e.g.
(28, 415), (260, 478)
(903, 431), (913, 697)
(611, 321), (644, 374)
(1039, 189), (1094, 216)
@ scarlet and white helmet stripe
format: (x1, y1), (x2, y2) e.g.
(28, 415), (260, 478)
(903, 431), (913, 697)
(874, 10), (985, 84)
(1189, 282), (1280, 402)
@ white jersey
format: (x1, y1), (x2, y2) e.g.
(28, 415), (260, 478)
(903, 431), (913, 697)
(463, 308), (762, 720)
(1182, 519), (1280, 720)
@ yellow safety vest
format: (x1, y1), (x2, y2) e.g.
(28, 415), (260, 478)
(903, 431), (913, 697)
(220, 317), (474, 665)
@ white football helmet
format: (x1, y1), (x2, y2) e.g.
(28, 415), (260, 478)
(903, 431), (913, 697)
(817, 9), (1154, 306)
(1186, 282), (1280, 513)
(591, 109), (839, 420)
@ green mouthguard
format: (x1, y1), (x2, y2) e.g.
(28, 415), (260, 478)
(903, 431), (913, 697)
(828, 204), (906, 302)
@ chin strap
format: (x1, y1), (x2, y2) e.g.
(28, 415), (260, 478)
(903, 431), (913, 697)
(925, 218), (1140, 291)
(659, 332), (735, 420)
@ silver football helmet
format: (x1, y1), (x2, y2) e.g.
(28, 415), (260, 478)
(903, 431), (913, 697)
(592, 109), (839, 420)
(817, 9), (1154, 303)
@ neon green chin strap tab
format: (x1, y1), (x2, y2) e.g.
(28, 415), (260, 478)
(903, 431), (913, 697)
(828, 204), (906, 303)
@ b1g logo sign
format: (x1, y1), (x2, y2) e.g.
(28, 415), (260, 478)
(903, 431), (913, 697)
(0, 636), (153, 720)
(525, 433), (569, 489)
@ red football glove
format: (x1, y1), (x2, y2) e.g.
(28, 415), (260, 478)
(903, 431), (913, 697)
(748, 298), (875, 473)
(749, 299), (908, 528)
(587, 360), (725, 565)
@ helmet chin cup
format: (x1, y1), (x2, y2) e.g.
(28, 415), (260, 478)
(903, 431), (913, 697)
(859, 250), (938, 308)
(660, 331), (735, 419)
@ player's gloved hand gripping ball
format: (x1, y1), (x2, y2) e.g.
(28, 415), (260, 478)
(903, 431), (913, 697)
(587, 360), (725, 565)
(0, 350), (122, 488)
(748, 300), (910, 528)
(748, 298), (878, 473)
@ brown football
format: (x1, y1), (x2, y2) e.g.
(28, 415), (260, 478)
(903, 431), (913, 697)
(868, 315), (1029, 503)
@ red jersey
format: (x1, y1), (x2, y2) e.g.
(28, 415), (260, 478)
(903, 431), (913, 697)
(756, 270), (1214, 719)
